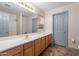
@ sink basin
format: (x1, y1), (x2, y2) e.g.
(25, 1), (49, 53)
(0, 37), (26, 51)
(0, 37), (25, 45)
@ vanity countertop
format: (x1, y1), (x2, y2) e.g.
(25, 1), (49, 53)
(0, 32), (52, 52)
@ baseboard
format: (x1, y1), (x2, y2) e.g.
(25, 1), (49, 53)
(68, 47), (79, 51)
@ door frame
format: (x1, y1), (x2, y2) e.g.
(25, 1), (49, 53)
(32, 18), (37, 33)
(0, 12), (9, 37)
(52, 11), (69, 47)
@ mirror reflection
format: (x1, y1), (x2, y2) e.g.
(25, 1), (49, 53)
(0, 2), (44, 37)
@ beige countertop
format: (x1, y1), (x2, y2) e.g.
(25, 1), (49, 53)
(0, 32), (52, 52)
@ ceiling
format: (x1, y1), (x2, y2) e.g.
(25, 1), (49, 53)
(0, 2), (75, 16)
(0, 2), (35, 17)
(32, 2), (74, 11)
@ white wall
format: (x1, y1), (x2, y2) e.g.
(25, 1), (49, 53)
(45, 3), (79, 49)
(32, 3), (45, 16)
(22, 17), (28, 34)
(27, 17), (32, 33)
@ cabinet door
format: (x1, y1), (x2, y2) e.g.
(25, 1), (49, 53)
(0, 45), (23, 56)
(41, 37), (46, 52)
(34, 39), (41, 56)
(45, 35), (49, 48)
(24, 41), (34, 56)
(24, 46), (34, 56)
(48, 34), (52, 45)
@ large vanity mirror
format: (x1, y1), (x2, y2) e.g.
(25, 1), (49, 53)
(0, 2), (45, 37)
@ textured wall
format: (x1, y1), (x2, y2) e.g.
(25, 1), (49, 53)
(45, 3), (79, 49)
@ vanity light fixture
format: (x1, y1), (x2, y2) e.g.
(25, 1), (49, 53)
(18, 2), (34, 11)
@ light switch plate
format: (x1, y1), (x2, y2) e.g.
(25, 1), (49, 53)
(77, 45), (79, 48)
(71, 38), (75, 43)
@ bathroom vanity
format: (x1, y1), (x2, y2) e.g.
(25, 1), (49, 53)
(0, 2), (52, 56)
(0, 32), (52, 56)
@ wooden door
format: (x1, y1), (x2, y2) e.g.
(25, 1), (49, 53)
(34, 39), (41, 56)
(23, 41), (34, 56)
(41, 37), (46, 52)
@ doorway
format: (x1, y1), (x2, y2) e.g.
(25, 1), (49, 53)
(53, 11), (68, 47)
(0, 12), (9, 37)
(32, 18), (38, 32)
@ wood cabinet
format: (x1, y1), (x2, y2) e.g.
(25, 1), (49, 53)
(41, 37), (46, 52)
(34, 38), (41, 56)
(0, 34), (52, 56)
(45, 35), (52, 48)
(34, 34), (52, 55)
(48, 34), (52, 45)
(0, 45), (23, 56)
(23, 41), (34, 56)
(45, 35), (49, 48)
